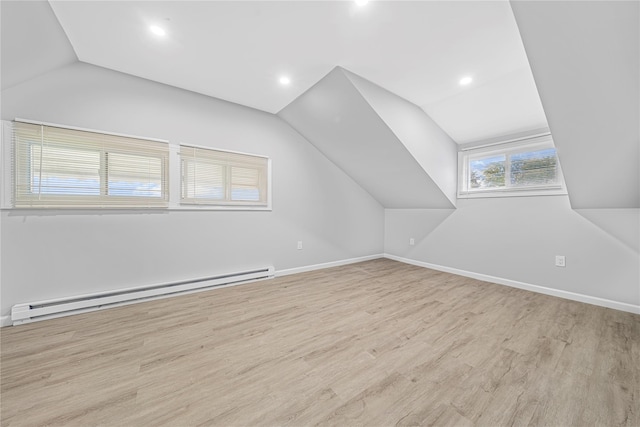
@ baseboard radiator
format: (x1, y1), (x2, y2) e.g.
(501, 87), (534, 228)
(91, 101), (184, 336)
(11, 266), (275, 326)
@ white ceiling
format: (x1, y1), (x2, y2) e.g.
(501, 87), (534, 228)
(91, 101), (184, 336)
(279, 67), (456, 209)
(49, 0), (548, 144)
(0, 0), (77, 90)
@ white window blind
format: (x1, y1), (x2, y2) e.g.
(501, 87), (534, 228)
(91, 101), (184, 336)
(458, 136), (566, 198)
(13, 121), (169, 208)
(180, 145), (269, 206)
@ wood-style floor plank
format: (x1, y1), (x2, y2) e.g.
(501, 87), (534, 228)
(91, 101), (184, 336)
(1, 259), (638, 426)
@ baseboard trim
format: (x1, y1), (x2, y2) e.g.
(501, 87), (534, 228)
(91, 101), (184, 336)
(276, 254), (384, 277)
(0, 315), (12, 327)
(1, 256), (383, 328)
(384, 253), (640, 315)
(5, 253), (633, 327)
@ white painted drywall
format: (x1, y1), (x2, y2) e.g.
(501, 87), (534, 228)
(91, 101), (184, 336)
(385, 197), (639, 307)
(343, 69), (458, 206)
(0, 1), (77, 90)
(510, 1), (639, 209)
(279, 67), (454, 209)
(0, 62), (384, 318)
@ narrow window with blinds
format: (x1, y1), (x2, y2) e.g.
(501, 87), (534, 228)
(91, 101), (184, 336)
(12, 121), (169, 208)
(180, 145), (269, 207)
(458, 135), (567, 198)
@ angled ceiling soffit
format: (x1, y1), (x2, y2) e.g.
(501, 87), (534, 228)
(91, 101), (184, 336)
(278, 67), (457, 209)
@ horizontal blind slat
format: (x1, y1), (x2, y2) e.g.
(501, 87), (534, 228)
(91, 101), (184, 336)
(179, 145), (268, 206)
(13, 121), (169, 208)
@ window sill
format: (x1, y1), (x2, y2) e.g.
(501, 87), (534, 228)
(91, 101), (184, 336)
(457, 188), (568, 199)
(170, 205), (272, 211)
(1, 205), (273, 213)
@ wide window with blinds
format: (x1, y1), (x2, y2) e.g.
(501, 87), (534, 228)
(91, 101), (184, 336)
(180, 145), (269, 207)
(458, 135), (567, 198)
(12, 121), (169, 208)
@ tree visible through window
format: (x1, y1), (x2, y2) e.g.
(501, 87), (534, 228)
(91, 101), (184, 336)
(510, 148), (557, 187)
(470, 154), (506, 189)
(459, 137), (565, 197)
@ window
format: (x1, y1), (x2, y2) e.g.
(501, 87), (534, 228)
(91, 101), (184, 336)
(180, 145), (269, 207)
(2, 120), (272, 211)
(458, 135), (566, 198)
(12, 121), (169, 208)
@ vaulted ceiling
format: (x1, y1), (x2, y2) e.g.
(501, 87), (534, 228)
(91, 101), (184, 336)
(43, 0), (547, 145)
(2, 1), (638, 209)
(279, 67), (458, 209)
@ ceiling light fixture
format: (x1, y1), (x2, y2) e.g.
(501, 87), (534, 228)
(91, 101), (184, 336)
(279, 76), (291, 85)
(149, 25), (166, 37)
(355, 0), (369, 6)
(459, 76), (473, 86)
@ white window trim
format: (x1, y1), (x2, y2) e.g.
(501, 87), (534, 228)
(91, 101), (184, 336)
(1, 121), (13, 209)
(169, 142), (272, 211)
(0, 119), (272, 211)
(458, 134), (568, 199)
(9, 119), (171, 209)
(13, 118), (169, 143)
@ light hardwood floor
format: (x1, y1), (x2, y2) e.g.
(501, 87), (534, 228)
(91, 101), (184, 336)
(1, 259), (639, 426)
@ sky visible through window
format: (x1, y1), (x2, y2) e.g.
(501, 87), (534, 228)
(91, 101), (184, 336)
(31, 177), (162, 197)
(30, 145), (163, 197)
(185, 186), (260, 201)
(469, 154), (505, 188)
(469, 148), (557, 189)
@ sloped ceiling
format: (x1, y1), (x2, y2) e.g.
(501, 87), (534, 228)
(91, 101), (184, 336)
(511, 0), (639, 209)
(279, 67), (456, 209)
(47, 0), (547, 145)
(343, 69), (458, 206)
(3, 1), (636, 210)
(0, 1), (77, 90)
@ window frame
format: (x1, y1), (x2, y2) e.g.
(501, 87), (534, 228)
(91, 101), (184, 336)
(1, 120), (273, 211)
(178, 143), (271, 209)
(458, 135), (567, 199)
(9, 119), (170, 209)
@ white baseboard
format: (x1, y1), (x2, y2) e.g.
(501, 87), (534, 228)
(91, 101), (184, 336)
(1, 257), (383, 328)
(0, 315), (12, 327)
(384, 254), (640, 315)
(4, 253), (633, 327)
(276, 254), (384, 277)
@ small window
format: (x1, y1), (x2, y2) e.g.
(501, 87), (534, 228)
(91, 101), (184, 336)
(180, 144), (269, 207)
(12, 121), (169, 208)
(458, 135), (566, 198)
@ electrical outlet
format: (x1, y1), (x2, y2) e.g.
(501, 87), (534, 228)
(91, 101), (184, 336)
(555, 255), (566, 267)
(297, 241), (303, 250)
(409, 238), (415, 246)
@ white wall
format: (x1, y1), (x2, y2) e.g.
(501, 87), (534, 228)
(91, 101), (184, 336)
(343, 69), (458, 207)
(385, 196), (639, 309)
(0, 62), (384, 319)
(279, 67), (454, 209)
(0, 0), (77, 90)
(511, 0), (639, 209)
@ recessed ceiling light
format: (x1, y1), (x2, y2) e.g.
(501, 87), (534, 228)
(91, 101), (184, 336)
(459, 76), (473, 86)
(355, 0), (369, 6)
(279, 76), (291, 85)
(149, 25), (166, 37)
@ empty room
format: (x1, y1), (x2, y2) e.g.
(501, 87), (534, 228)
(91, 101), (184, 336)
(1, 0), (638, 426)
